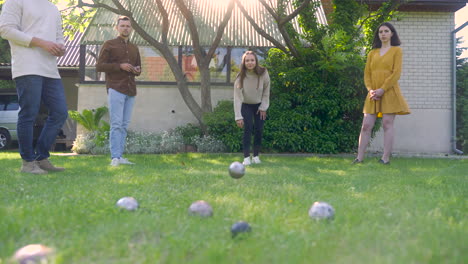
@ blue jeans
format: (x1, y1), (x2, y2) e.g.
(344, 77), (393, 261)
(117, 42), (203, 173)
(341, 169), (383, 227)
(15, 75), (68, 161)
(108, 88), (135, 159)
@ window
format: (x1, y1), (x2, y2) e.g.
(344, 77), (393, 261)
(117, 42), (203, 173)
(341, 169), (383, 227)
(0, 94), (19, 111)
(80, 45), (270, 85)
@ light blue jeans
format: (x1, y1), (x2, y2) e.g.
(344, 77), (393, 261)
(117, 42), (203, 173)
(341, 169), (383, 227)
(15, 75), (68, 161)
(108, 88), (135, 159)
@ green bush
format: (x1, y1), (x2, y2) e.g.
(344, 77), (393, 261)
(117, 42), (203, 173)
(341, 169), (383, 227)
(262, 47), (365, 153)
(72, 130), (184, 155)
(68, 106), (110, 146)
(204, 46), (366, 154)
(174, 123), (202, 145)
(456, 57), (468, 153)
(0, 79), (14, 90)
(193, 135), (226, 153)
(203, 100), (243, 152)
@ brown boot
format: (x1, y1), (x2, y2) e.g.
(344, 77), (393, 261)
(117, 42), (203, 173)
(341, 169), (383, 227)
(21, 160), (47, 174)
(37, 158), (65, 172)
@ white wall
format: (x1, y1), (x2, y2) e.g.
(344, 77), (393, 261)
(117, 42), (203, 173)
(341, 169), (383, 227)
(76, 83), (233, 135)
(369, 12), (455, 154)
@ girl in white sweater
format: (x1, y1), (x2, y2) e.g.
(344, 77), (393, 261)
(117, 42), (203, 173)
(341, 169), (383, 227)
(233, 51), (270, 165)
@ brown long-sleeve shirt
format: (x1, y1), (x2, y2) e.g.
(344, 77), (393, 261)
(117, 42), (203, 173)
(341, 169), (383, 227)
(96, 36), (141, 96)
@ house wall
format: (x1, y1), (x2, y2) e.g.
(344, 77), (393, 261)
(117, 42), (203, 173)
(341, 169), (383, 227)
(368, 12), (454, 154)
(76, 83), (233, 135)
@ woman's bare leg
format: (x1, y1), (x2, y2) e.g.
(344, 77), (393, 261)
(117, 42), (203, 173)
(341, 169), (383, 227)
(356, 114), (377, 161)
(381, 114), (396, 162)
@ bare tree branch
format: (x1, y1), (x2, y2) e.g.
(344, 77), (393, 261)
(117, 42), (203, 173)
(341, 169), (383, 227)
(234, 0), (288, 53)
(78, 0), (121, 15)
(259, 0), (279, 22)
(174, 0), (203, 63)
(279, 0), (311, 27)
(155, 0), (169, 44)
(109, 0), (132, 17)
(206, 0), (235, 62)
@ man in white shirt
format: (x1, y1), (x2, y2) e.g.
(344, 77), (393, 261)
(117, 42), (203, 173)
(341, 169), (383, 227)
(0, 0), (68, 174)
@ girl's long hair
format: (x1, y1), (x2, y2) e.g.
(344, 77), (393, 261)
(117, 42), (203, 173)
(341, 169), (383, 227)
(236, 51), (266, 89)
(372, 22), (401, 49)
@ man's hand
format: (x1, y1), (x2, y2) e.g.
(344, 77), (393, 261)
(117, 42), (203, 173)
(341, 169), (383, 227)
(32, 38), (65, 56)
(30, 37), (65, 57)
(120, 63), (135, 72)
(131, 66), (141, 75)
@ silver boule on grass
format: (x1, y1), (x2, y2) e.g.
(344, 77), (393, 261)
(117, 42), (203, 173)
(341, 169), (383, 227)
(308, 201), (335, 220)
(12, 244), (54, 264)
(116, 197), (139, 211)
(228, 161), (245, 179)
(188, 200), (213, 217)
(231, 221), (251, 238)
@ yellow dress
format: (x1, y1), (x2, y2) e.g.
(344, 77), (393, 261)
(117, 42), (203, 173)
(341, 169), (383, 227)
(363, 46), (410, 117)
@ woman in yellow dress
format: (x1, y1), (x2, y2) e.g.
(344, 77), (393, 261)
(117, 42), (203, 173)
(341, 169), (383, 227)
(354, 22), (410, 165)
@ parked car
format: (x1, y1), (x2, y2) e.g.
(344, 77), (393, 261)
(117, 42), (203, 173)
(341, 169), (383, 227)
(0, 91), (75, 151)
(0, 92), (19, 150)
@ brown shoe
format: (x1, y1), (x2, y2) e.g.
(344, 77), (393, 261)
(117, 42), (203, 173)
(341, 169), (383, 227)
(21, 160), (47, 174)
(37, 158), (65, 172)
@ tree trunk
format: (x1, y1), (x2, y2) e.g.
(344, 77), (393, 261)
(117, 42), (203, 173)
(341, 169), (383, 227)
(199, 63), (212, 113)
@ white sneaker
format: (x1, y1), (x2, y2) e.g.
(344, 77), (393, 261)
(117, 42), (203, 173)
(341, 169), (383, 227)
(252, 156), (261, 164)
(119, 157), (135, 165)
(110, 158), (120, 167)
(242, 157), (251, 166)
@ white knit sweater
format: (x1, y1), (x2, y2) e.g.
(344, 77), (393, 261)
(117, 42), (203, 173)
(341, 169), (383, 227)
(0, 0), (64, 79)
(233, 70), (270, 121)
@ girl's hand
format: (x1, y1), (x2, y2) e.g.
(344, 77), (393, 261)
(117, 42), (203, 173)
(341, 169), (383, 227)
(374, 88), (385, 97)
(369, 89), (382, 101)
(236, 119), (244, 128)
(258, 110), (267, 120)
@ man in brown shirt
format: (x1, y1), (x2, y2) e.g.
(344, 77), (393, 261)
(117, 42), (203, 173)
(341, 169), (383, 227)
(96, 16), (141, 166)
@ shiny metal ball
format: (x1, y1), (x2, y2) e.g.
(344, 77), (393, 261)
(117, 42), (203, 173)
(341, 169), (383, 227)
(231, 221), (252, 238)
(308, 201), (335, 220)
(13, 244), (54, 264)
(116, 197), (139, 211)
(188, 200), (213, 217)
(228, 161), (245, 179)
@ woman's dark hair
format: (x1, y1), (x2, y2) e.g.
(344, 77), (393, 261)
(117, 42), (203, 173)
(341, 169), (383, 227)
(372, 22), (401, 49)
(236, 51), (266, 89)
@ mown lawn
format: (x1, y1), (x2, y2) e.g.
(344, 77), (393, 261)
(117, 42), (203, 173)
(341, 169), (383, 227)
(0, 152), (466, 264)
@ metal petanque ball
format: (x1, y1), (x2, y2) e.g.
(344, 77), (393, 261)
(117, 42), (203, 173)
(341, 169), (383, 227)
(228, 161), (245, 179)
(231, 221), (251, 238)
(116, 197), (139, 211)
(188, 200), (213, 217)
(13, 244), (54, 264)
(308, 201), (335, 220)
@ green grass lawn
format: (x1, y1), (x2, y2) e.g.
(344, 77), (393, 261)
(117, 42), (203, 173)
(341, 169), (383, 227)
(0, 152), (466, 264)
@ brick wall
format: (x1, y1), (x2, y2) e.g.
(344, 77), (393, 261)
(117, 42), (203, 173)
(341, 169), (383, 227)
(392, 12), (454, 110)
